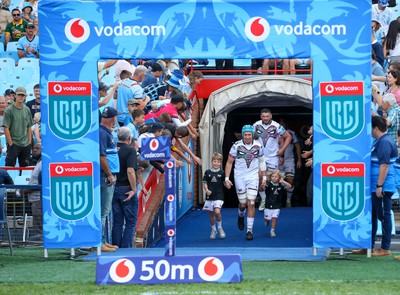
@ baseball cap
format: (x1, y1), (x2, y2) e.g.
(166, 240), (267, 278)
(4, 89), (15, 96)
(15, 86), (27, 95)
(101, 106), (118, 118)
(378, 0), (389, 7)
(128, 98), (140, 105)
(99, 82), (110, 92)
(26, 22), (35, 29)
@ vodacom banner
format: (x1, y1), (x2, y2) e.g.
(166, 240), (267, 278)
(39, 0), (371, 251)
(314, 82), (370, 249)
(43, 82), (101, 249)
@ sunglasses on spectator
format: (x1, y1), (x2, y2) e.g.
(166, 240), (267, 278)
(13, 14), (20, 16)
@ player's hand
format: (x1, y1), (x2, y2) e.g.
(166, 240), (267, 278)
(261, 179), (267, 189)
(296, 159), (302, 169)
(206, 190), (212, 196)
(224, 179), (233, 189)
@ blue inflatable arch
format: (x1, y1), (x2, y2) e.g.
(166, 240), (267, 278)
(39, 0), (371, 250)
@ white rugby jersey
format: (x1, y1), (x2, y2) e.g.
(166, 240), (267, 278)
(253, 120), (286, 162)
(229, 140), (263, 179)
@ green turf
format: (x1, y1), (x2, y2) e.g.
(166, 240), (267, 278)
(1, 247), (400, 294)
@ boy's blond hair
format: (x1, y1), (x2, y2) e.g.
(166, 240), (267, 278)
(212, 152), (223, 162)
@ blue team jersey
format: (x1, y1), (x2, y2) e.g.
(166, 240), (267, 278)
(371, 133), (398, 193)
(99, 125), (120, 174)
(116, 78), (144, 122)
(17, 35), (39, 58)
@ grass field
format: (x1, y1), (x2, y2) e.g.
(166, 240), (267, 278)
(1, 247), (400, 294)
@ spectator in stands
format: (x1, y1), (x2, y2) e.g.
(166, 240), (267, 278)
(145, 94), (192, 128)
(4, 8), (27, 46)
(98, 81), (118, 108)
(32, 111), (40, 143)
(0, 4), (12, 37)
(288, 59), (312, 75)
(17, 21), (38, 59)
(381, 93), (400, 142)
(116, 65), (149, 125)
(385, 69), (400, 104)
(383, 20), (400, 64)
(261, 59), (286, 75)
(122, 98), (140, 126)
(142, 79), (168, 105)
(372, 0), (393, 39)
(29, 142), (40, 166)
(215, 59), (233, 75)
(141, 62), (164, 88)
(137, 122), (163, 149)
(21, 2), (34, 22)
(0, 96), (5, 135)
(126, 108), (145, 140)
(19, 0), (38, 20)
(114, 59), (136, 83)
(180, 70), (204, 99)
(164, 59), (180, 72)
(24, 143), (41, 241)
(372, 50), (386, 78)
(1, 1), (10, 12)
(372, 17), (385, 68)
(26, 83), (39, 118)
(32, 15), (37, 35)
(3, 86), (33, 167)
(112, 127), (140, 248)
(99, 106), (120, 252)
(97, 59), (117, 81)
(3, 88), (15, 105)
(162, 122), (202, 166)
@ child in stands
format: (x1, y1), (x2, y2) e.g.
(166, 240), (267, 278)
(264, 169), (292, 238)
(202, 152), (226, 239)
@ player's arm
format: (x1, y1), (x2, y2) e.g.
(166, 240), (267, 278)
(259, 155), (267, 188)
(224, 155), (235, 189)
(277, 131), (292, 156)
(295, 142), (302, 168)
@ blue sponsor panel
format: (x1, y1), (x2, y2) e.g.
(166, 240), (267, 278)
(141, 136), (170, 161)
(165, 224), (176, 257)
(176, 140), (195, 220)
(96, 255), (242, 285)
(314, 81), (371, 249)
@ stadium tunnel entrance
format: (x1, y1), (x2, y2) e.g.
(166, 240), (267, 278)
(199, 76), (313, 207)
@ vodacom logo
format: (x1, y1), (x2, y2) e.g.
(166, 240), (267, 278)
(245, 16), (270, 42)
(65, 18), (90, 44)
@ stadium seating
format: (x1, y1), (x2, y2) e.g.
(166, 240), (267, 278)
(18, 58), (39, 76)
(0, 34), (5, 45)
(1, 51), (19, 63)
(0, 57), (16, 75)
(25, 82), (37, 101)
(6, 42), (19, 52)
(0, 42), (4, 53)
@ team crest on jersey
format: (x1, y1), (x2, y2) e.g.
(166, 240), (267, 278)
(237, 145), (260, 168)
(255, 125), (278, 147)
